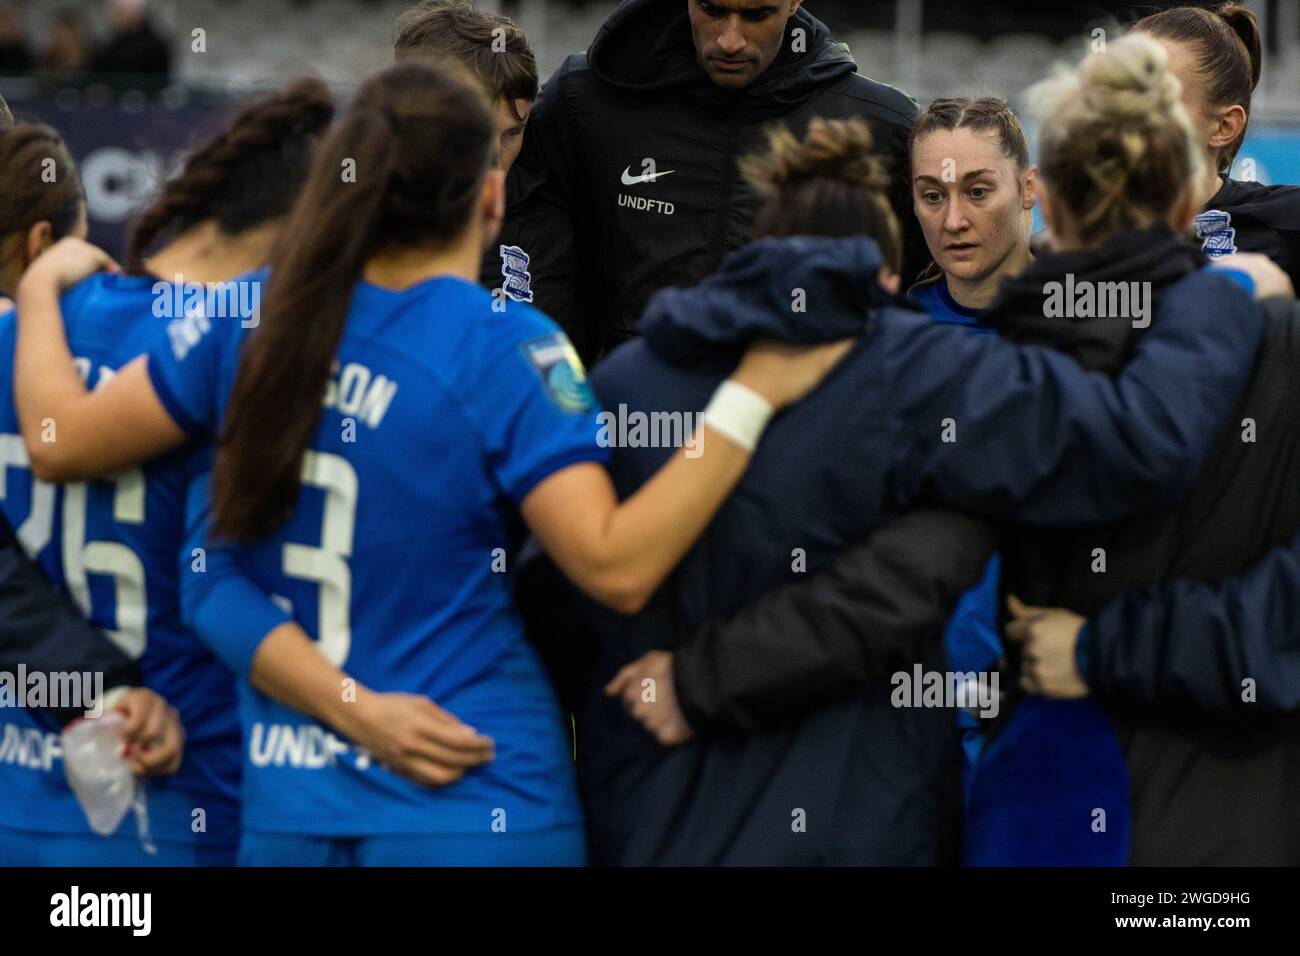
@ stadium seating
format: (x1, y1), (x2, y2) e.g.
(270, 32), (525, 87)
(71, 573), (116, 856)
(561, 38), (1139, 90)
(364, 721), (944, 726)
(1, 0), (1297, 123)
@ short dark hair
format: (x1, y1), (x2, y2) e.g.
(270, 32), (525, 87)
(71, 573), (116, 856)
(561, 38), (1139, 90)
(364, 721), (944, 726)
(394, 1), (538, 121)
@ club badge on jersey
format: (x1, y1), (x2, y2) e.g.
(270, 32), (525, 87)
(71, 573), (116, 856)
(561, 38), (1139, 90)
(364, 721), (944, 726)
(1194, 209), (1238, 257)
(522, 333), (595, 413)
(499, 244), (534, 303)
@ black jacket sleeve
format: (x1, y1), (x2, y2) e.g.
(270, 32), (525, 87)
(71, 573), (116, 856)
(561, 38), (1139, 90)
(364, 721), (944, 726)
(493, 61), (593, 360)
(1087, 524), (1300, 715)
(673, 509), (997, 734)
(0, 515), (139, 728)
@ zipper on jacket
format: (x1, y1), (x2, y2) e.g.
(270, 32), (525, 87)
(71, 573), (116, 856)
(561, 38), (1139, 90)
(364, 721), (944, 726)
(712, 109), (743, 273)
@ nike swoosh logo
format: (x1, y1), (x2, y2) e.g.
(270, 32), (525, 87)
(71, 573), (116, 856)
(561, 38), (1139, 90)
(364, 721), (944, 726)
(621, 166), (677, 185)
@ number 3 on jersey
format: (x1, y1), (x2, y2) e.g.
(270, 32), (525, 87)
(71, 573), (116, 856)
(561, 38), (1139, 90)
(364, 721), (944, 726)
(283, 451), (357, 668)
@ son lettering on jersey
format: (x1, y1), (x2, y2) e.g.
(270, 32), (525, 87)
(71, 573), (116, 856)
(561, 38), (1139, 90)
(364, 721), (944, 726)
(321, 361), (398, 429)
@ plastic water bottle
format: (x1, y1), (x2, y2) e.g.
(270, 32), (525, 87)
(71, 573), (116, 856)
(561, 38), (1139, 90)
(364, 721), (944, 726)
(62, 711), (154, 852)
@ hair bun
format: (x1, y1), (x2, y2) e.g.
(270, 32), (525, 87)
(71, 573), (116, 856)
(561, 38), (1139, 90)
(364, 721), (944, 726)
(1026, 32), (1204, 246)
(742, 117), (890, 195)
(1077, 33), (1183, 121)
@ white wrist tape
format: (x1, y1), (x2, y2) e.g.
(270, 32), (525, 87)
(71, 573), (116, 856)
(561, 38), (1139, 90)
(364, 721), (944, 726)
(702, 379), (774, 452)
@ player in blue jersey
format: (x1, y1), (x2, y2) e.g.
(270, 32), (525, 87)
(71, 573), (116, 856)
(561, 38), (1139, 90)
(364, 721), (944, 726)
(0, 81), (335, 866)
(11, 62), (851, 866)
(0, 119), (184, 865)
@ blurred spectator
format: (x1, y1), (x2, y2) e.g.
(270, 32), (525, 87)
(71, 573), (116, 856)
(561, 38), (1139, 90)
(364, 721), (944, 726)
(89, 0), (170, 88)
(43, 7), (93, 76)
(0, 5), (33, 75)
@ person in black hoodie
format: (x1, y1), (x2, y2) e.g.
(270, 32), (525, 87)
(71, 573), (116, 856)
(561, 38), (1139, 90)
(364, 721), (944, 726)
(1135, 3), (1300, 291)
(577, 94), (1268, 862)
(490, 0), (923, 364)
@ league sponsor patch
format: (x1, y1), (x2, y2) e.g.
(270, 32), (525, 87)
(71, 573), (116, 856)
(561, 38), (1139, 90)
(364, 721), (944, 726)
(522, 333), (596, 413)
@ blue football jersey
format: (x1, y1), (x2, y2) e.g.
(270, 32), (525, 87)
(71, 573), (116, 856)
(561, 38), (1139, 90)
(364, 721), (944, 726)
(152, 270), (607, 836)
(907, 276), (996, 334)
(0, 273), (240, 847)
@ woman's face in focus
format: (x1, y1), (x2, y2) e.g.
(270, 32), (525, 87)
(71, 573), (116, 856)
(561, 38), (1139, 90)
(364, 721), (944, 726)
(912, 127), (1034, 285)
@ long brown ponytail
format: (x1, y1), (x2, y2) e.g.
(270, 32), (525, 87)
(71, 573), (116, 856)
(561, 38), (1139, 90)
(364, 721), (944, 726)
(126, 77), (335, 271)
(210, 61), (497, 542)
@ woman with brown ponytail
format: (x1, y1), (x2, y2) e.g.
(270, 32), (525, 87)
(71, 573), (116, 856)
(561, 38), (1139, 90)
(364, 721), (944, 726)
(12, 61), (851, 865)
(1134, 2), (1300, 289)
(0, 80), (333, 865)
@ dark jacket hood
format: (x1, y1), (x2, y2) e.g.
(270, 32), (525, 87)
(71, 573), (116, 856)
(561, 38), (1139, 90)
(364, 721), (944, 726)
(588, 0), (856, 108)
(638, 235), (895, 369)
(990, 223), (1205, 375)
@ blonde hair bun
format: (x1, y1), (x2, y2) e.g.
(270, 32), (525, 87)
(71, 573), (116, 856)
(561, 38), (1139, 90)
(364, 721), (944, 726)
(1026, 33), (1203, 245)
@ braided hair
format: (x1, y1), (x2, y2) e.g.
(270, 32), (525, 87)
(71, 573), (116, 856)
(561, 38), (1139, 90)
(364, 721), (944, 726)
(126, 77), (335, 271)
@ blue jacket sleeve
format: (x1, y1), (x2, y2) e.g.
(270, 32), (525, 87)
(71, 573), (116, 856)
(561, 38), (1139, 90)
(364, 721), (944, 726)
(894, 269), (1262, 526)
(179, 471), (291, 679)
(1085, 525), (1300, 714)
(0, 514), (139, 728)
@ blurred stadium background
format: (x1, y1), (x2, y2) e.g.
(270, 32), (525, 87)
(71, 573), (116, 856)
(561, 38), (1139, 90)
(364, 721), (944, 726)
(2, 0), (1298, 256)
